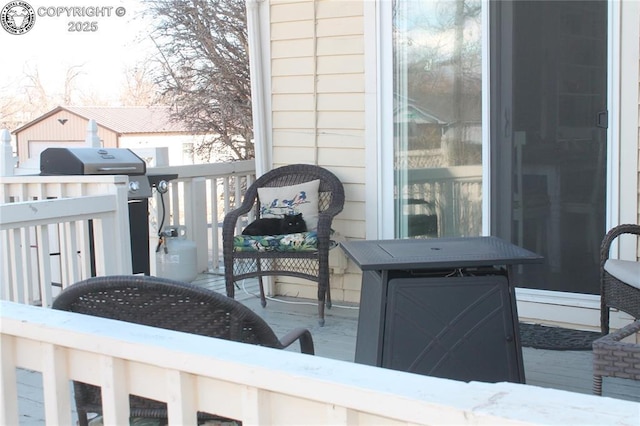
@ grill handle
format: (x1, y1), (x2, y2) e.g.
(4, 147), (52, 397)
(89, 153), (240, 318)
(98, 167), (139, 172)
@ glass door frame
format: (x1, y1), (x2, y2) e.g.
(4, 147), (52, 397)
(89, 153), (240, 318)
(372, 0), (491, 240)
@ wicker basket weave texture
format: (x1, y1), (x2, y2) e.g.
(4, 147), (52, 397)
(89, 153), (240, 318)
(592, 320), (640, 395)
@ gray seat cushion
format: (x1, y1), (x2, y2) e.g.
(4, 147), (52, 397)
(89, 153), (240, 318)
(604, 259), (640, 289)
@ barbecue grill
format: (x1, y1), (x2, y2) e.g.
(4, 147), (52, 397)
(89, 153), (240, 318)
(40, 147), (153, 274)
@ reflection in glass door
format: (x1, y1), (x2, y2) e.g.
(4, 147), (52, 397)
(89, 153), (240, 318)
(493, 1), (607, 294)
(393, 0), (483, 239)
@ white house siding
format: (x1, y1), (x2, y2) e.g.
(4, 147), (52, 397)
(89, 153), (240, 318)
(270, 0), (366, 302)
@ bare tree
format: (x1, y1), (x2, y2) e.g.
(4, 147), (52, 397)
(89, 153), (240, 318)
(23, 67), (51, 110)
(61, 65), (84, 105)
(0, 64), (99, 130)
(119, 63), (163, 106)
(1, 67), (59, 129)
(144, 0), (254, 161)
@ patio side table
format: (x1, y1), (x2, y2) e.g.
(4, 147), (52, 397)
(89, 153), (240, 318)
(341, 237), (543, 384)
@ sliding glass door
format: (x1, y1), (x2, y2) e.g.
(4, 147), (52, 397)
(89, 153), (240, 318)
(390, 0), (608, 294)
(491, 0), (607, 294)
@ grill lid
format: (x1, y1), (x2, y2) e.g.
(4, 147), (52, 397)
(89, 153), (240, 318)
(40, 147), (146, 176)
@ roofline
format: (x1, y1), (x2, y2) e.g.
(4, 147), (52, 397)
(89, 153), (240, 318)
(12, 105), (124, 135)
(12, 106), (65, 134)
(13, 106), (194, 136)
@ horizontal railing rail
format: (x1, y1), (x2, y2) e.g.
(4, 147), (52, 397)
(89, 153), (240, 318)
(0, 174), (132, 201)
(3, 301), (638, 426)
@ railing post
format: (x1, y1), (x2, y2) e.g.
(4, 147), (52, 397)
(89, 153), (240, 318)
(85, 119), (101, 148)
(186, 177), (208, 272)
(113, 181), (133, 274)
(1, 129), (15, 176)
(0, 334), (19, 426)
(92, 179), (133, 275)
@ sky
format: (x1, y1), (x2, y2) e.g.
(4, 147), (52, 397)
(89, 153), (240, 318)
(0, 0), (154, 104)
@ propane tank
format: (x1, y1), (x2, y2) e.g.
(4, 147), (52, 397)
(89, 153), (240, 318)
(156, 226), (198, 282)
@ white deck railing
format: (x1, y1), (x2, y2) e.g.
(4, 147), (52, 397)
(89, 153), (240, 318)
(0, 176), (132, 306)
(3, 301), (638, 426)
(0, 162), (256, 306)
(403, 165), (483, 237)
(0, 195), (131, 307)
(148, 160), (255, 272)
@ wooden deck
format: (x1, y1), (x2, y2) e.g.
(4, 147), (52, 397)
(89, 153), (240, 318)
(16, 273), (640, 425)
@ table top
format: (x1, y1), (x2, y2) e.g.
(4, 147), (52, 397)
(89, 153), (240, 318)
(340, 237), (543, 270)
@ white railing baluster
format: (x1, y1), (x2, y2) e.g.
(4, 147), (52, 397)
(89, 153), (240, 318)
(99, 356), (130, 425)
(210, 178), (220, 269)
(170, 182), (180, 229)
(0, 230), (10, 300)
(9, 228), (24, 303)
(41, 343), (72, 425)
(166, 370), (198, 425)
(78, 221), (92, 281)
(0, 334), (19, 426)
(67, 221), (82, 285)
(58, 222), (72, 288)
(242, 386), (270, 425)
(19, 227), (36, 304)
(37, 225), (53, 306)
(234, 175), (242, 213)
(246, 174), (255, 223)
(187, 177), (208, 272)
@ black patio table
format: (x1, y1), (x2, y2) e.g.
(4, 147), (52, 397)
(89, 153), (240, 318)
(340, 236), (543, 384)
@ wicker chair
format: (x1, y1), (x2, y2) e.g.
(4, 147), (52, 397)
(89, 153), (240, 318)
(593, 224), (640, 395)
(599, 223), (640, 335)
(52, 275), (315, 426)
(592, 320), (640, 396)
(223, 164), (345, 326)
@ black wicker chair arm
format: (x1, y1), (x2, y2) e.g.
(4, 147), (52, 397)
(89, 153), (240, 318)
(594, 319), (640, 348)
(278, 328), (315, 354)
(222, 206), (250, 232)
(600, 224), (640, 267)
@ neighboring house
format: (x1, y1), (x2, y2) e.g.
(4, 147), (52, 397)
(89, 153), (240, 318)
(246, 0), (639, 330)
(13, 106), (203, 170)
